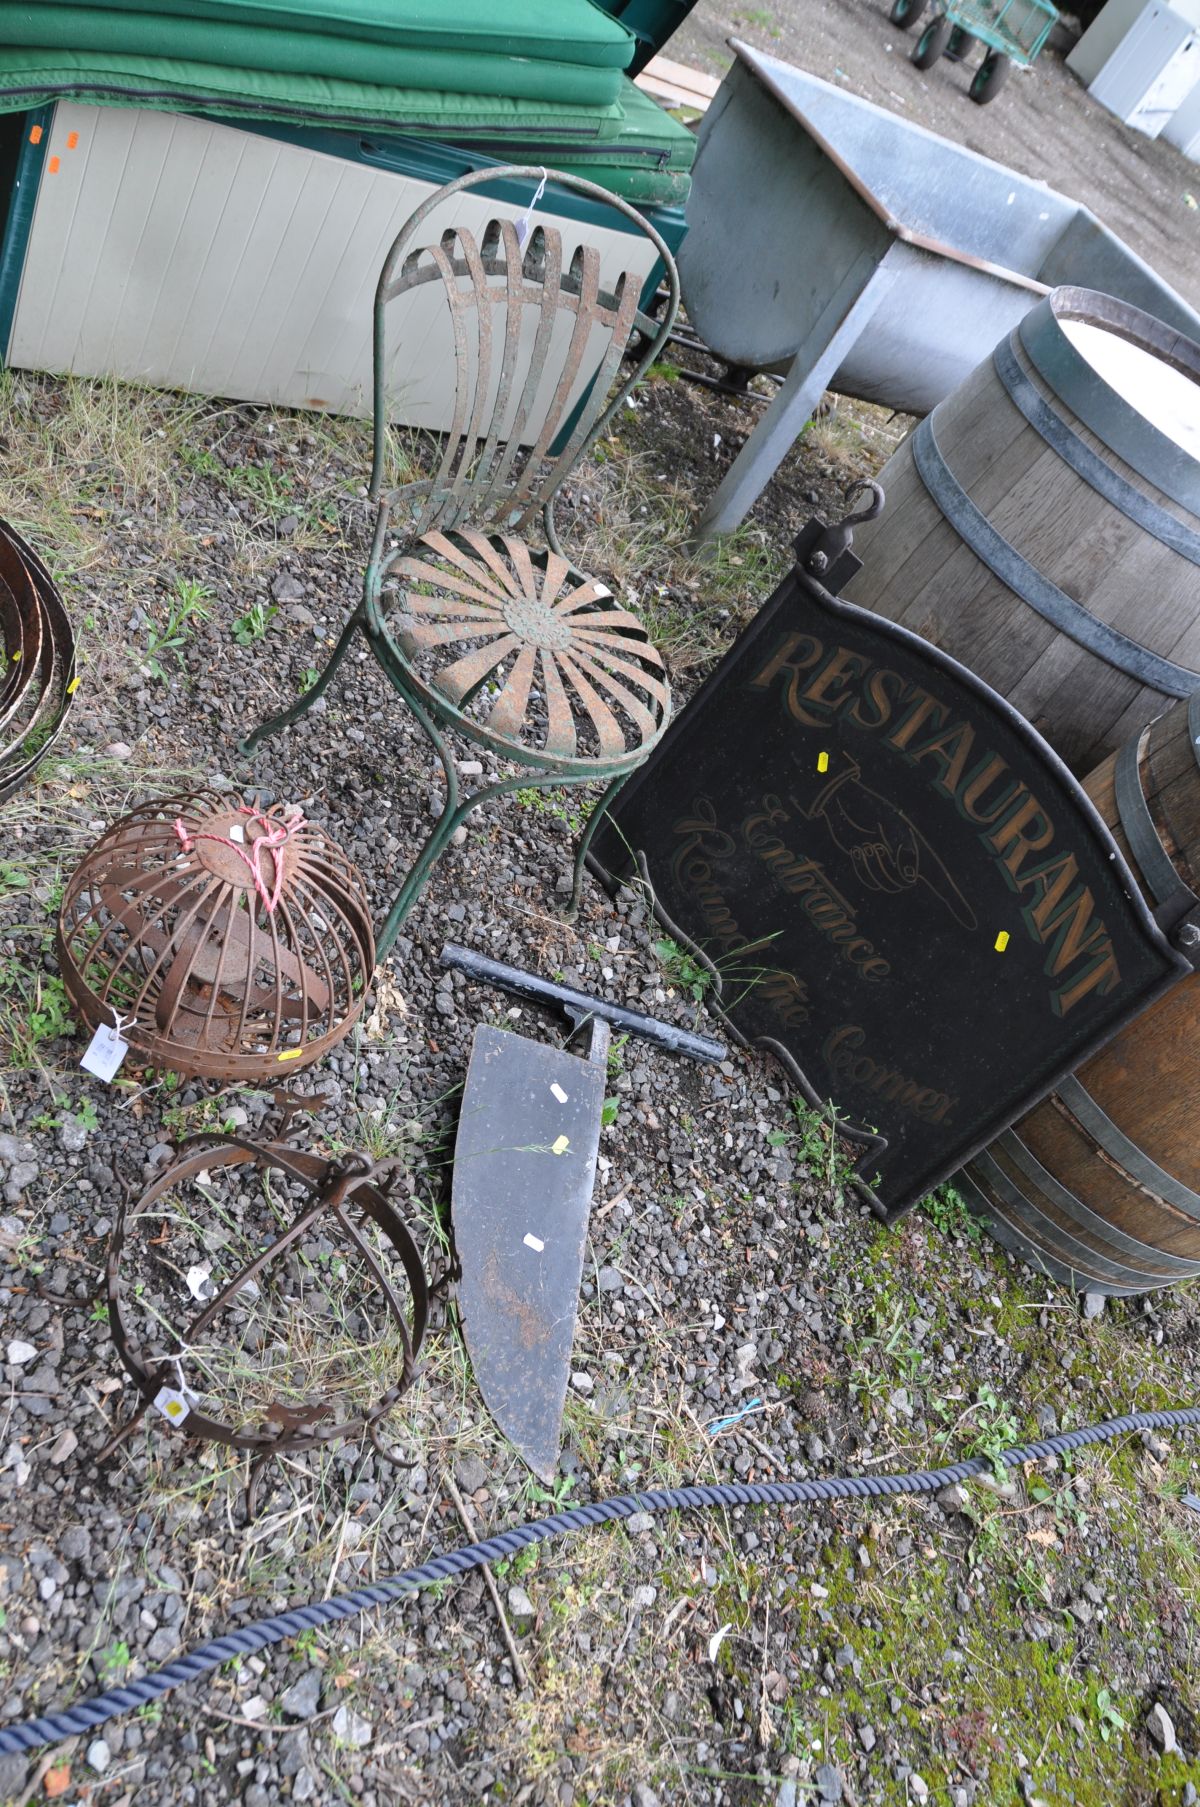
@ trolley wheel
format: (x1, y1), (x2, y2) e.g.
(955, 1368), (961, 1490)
(912, 16), (952, 67)
(889, 0), (927, 27)
(945, 24), (973, 59)
(970, 50), (1012, 101)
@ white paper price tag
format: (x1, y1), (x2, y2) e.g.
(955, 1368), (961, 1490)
(152, 1387), (192, 1427)
(80, 1022), (129, 1082)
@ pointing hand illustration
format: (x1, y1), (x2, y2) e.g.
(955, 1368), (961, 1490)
(795, 756), (978, 930)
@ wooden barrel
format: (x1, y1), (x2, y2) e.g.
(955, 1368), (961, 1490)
(958, 693), (1200, 1294)
(844, 286), (1200, 775)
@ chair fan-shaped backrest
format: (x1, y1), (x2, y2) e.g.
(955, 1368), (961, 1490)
(369, 166), (680, 540)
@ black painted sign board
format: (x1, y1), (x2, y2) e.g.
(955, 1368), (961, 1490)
(592, 524), (1189, 1221)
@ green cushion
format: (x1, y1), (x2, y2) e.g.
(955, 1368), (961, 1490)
(548, 160), (691, 205)
(453, 79), (696, 173)
(0, 5), (623, 105)
(0, 50), (632, 138)
(0, 55), (695, 202)
(36, 0), (636, 66)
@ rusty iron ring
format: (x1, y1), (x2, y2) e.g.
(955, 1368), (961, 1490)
(0, 516), (76, 802)
(57, 791), (376, 1080)
(100, 1135), (429, 1503)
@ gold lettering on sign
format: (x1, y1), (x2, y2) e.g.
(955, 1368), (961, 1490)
(750, 631), (1123, 1016)
(742, 797), (890, 980)
(669, 798), (810, 1028)
(823, 1024), (956, 1125)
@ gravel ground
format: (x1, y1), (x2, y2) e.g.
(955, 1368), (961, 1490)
(0, 95), (1199, 1807)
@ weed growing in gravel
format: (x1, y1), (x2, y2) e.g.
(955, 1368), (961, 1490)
(97, 1640), (132, 1681)
(231, 600), (279, 645)
(652, 934), (712, 1001)
(773, 1097), (860, 1199)
(144, 577), (213, 680)
(921, 1179), (981, 1242)
(939, 1380), (1024, 1482)
(0, 965), (72, 1071)
(513, 784), (591, 833)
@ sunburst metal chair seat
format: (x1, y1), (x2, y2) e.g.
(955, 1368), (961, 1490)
(378, 527), (668, 770)
(241, 167), (680, 958)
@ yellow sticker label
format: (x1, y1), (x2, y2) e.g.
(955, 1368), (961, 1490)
(11, 651), (19, 662)
(66, 675), (81, 694)
(994, 931), (1010, 953)
(277, 1047), (304, 1061)
(551, 1134), (570, 1155)
(817, 751), (829, 773)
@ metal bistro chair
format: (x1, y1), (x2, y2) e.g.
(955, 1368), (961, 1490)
(241, 166), (680, 959)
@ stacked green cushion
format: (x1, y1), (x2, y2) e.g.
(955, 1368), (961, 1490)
(49, 0), (637, 64)
(0, 52), (695, 186)
(0, 4), (627, 106)
(0, 0), (695, 206)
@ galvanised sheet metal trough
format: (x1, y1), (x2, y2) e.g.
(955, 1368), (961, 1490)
(685, 42), (1200, 538)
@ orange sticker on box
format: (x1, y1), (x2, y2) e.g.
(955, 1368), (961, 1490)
(47, 156), (60, 174)
(29, 125), (42, 144)
(66, 131), (79, 150)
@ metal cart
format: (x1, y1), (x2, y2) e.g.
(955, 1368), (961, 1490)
(890, 0), (1059, 103)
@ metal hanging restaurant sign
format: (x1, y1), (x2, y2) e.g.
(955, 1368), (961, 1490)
(591, 487), (1191, 1221)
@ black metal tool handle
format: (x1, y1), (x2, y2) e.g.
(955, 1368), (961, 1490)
(440, 944), (727, 1065)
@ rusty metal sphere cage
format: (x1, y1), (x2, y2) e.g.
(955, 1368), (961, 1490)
(0, 516), (76, 802)
(57, 791), (376, 1079)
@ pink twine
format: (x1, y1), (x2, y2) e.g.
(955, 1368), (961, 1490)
(173, 806), (307, 915)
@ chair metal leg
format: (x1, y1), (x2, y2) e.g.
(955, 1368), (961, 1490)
(568, 771), (631, 919)
(239, 610), (364, 758)
(376, 769), (583, 961)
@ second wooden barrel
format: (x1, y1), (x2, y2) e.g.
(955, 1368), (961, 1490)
(959, 692), (1200, 1294)
(844, 286), (1200, 775)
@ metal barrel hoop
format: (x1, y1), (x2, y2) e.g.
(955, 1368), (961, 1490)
(0, 516), (76, 802)
(100, 1135), (430, 1507)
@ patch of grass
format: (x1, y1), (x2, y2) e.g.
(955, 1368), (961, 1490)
(733, 7), (781, 34)
(564, 445), (789, 673)
(802, 403), (867, 471)
(0, 965), (72, 1071)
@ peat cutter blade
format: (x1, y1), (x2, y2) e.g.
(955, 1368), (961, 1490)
(442, 944), (725, 1478)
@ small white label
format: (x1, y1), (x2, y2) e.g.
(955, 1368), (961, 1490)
(185, 1264), (214, 1301)
(81, 1023), (128, 1082)
(551, 1134), (570, 1155)
(593, 583), (612, 598)
(550, 1083), (568, 1104)
(523, 1233), (545, 1253)
(153, 1387), (192, 1426)
(228, 823), (246, 843)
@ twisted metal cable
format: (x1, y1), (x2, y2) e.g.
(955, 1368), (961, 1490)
(3, 1404), (1197, 1758)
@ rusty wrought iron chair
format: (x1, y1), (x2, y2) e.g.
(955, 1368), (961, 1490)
(241, 166), (680, 957)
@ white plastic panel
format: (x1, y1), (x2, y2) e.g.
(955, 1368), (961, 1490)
(1082, 3), (1200, 135)
(7, 103), (657, 433)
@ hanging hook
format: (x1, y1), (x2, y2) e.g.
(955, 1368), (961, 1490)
(803, 478), (886, 577)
